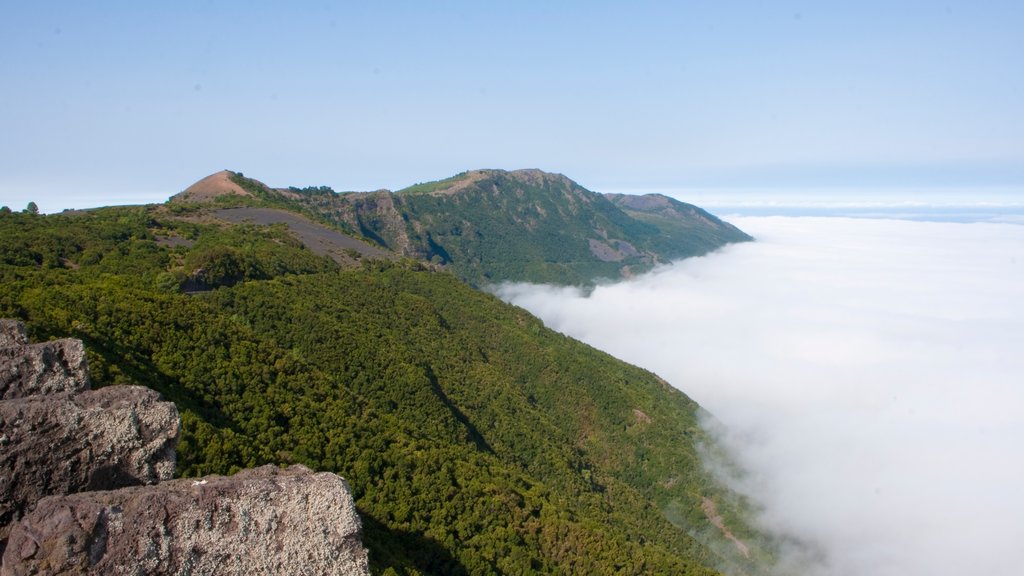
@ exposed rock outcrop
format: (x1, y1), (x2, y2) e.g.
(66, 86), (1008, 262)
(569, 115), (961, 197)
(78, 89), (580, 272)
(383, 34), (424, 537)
(0, 338), (90, 399)
(0, 321), (27, 348)
(0, 386), (178, 544)
(3, 465), (369, 576)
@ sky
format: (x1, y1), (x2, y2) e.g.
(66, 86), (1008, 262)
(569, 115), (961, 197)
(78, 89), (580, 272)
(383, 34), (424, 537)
(497, 215), (1024, 576)
(2, 1), (1024, 212)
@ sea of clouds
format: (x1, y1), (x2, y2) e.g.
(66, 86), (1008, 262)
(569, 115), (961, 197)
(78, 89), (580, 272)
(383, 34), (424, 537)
(496, 215), (1024, 576)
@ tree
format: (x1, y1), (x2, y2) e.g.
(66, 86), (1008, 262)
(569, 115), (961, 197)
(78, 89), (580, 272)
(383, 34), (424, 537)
(25, 201), (39, 215)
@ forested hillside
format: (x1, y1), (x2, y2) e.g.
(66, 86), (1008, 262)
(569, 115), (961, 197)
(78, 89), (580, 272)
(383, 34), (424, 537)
(210, 169), (752, 286)
(0, 201), (773, 575)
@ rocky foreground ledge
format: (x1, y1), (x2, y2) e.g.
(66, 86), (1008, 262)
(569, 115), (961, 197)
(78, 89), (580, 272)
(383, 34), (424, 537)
(0, 386), (179, 543)
(0, 319), (89, 399)
(0, 320), (369, 575)
(4, 465), (368, 576)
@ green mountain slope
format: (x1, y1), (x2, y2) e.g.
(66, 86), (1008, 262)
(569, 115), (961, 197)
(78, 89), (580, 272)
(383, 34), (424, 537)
(604, 193), (753, 257)
(235, 169), (751, 286)
(0, 199), (773, 575)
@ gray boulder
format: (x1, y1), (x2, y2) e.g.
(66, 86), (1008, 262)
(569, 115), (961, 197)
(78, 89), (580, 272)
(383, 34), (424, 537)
(2, 465), (370, 576)
(0, 386), (178, 543)
(0, 322), (27, 348)
(0, 338), (90, 400)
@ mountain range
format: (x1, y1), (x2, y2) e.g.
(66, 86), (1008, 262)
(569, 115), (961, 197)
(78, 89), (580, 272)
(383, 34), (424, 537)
(0, 169), (771, 575)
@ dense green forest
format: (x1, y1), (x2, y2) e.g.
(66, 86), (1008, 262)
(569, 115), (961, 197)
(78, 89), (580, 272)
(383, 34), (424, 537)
(0, 203), (774, 575)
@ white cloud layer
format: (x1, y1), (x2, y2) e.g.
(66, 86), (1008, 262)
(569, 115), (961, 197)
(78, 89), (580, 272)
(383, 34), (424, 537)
(496, 216), (1024, 576)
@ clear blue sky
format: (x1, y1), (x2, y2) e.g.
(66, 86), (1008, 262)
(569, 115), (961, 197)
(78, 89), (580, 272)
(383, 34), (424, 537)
(2, 1), (1023, 212)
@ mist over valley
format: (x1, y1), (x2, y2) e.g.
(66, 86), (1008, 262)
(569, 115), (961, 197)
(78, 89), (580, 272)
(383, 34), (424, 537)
(498, 212), (1024, 576)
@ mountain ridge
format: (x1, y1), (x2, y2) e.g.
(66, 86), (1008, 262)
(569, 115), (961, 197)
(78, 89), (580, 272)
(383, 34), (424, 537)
(174, 168), (752, 286)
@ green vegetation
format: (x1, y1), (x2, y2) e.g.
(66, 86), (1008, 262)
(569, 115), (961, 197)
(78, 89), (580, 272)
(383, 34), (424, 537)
(394, 173), (648, 284)
(398, 171), (471, 195)
(605, 193), (755, 257)
(0, 203), (773, 575)
(220, 172), (347, 231)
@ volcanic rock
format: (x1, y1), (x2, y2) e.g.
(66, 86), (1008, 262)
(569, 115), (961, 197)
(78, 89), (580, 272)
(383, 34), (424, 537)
(0, 337), (90, 400)
(2, 465), (369, 576)
(0, 386), (178, 543)
(0, 322), (27, 348)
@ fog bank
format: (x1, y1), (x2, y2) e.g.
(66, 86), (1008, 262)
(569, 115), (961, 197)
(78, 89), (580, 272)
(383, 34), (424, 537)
(496, 216), (1024, 576)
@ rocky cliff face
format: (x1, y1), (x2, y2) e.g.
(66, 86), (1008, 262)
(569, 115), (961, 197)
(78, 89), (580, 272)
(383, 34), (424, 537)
(0, 321), (369, 575)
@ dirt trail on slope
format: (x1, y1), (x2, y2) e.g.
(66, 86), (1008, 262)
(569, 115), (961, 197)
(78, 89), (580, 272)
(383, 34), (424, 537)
(702, 497), (751, 559)
(214, 207), (395, 265)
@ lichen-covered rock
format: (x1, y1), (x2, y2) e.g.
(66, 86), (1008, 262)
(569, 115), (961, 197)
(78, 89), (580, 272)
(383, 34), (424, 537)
(0, 338), (90, 400)
(2, 465), (370, 576)
(0, 386), (178, 544)
(0, 322), (27, 349)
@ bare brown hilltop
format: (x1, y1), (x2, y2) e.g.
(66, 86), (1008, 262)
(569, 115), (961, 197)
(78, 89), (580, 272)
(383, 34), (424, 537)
(171, 170), (253, 203)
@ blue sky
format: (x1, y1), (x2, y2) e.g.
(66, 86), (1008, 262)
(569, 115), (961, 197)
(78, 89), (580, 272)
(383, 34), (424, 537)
(2, 1), (1023, 212)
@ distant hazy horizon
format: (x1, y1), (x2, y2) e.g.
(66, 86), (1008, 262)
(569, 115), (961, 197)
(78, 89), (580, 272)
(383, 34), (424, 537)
(2, 2), (1021, 212)
(7, 176), (1024, 223)
(658, 186), (1024, 224)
